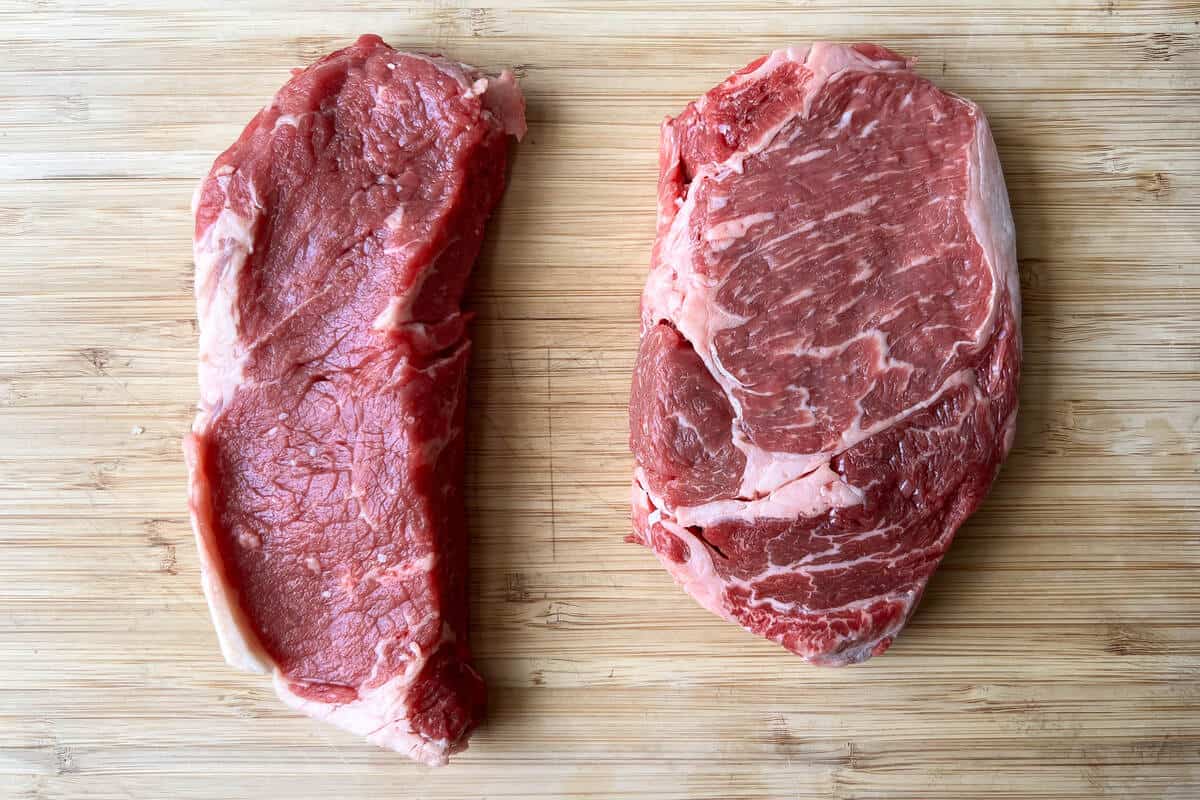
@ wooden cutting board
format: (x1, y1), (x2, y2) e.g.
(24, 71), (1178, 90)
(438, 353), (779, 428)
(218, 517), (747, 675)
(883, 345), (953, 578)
(2, 2), (1198, 798)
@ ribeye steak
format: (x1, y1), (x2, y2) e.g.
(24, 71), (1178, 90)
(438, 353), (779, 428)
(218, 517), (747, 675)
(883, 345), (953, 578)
(629, 43), (1020, 665)
(185, 35), (524, 763)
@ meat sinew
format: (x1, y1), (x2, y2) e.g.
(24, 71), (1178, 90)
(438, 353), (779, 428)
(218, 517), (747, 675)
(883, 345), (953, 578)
(185, 35), (524, 763)
(629, 43), (1019, 665)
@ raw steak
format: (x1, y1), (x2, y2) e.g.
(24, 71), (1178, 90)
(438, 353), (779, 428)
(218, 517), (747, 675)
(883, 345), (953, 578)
(184, 35), (524, 763)
(629, 43), (1019, 665)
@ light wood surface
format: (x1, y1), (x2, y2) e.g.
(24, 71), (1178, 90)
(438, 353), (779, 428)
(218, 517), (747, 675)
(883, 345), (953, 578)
(2, 2), (1199, 798)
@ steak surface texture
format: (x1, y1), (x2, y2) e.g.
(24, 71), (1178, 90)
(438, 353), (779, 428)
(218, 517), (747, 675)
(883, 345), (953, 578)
(629, 43), (1020, 665)
(185, 34), (524, 763)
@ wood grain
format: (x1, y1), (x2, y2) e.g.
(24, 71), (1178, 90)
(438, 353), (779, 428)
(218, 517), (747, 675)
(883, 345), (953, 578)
(1, 1), (1198, 798)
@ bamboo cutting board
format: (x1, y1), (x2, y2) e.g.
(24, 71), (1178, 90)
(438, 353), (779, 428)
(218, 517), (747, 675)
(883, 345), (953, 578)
(2, 2), (1198, 798)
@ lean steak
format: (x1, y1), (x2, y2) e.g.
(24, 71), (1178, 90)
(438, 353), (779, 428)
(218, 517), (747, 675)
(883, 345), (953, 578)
(184, 35), (524, 763)
(629, 43), (1020, 665)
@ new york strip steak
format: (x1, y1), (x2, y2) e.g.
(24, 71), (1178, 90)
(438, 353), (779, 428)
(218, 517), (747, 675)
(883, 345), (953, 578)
(185, 35), (524, 763)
